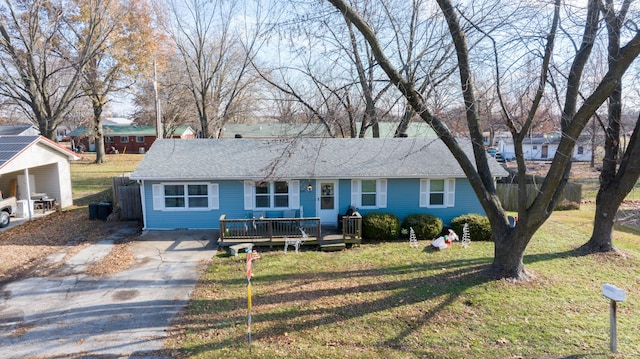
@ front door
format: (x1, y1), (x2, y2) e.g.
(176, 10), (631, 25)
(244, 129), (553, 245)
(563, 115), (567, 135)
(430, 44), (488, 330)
(317, 180), (339, 225)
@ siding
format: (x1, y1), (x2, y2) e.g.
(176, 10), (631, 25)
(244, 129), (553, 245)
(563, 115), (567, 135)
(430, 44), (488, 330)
(143, 179), (321, 230)
(142, 177), (486, 230)
(351, 178), (484, 225)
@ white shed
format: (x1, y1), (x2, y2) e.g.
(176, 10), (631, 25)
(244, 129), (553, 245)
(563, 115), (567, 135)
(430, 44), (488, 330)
(0, 136), (80, 218)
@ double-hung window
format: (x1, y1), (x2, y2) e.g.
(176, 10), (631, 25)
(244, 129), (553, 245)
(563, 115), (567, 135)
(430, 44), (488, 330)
(152, 183), (219, 211)
(244, 180), (300, 210)
(351, 179), (387, 209)
(420, 179), (455, 208)
(255, 181), (289, 208)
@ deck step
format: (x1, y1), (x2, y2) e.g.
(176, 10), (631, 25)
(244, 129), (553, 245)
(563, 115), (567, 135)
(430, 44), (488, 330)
(320, 242), (346, 251)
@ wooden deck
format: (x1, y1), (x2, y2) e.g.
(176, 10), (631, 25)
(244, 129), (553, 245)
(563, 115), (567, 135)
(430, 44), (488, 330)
(218, 214), (362, 251)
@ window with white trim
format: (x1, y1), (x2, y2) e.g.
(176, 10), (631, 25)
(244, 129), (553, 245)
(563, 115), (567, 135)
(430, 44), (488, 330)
(152, 183), (219, 211)
(136, 136), (145, 143)
(120, 136), (129, 143)
(429, 180), (445, 205)
(420, 178), (455, 208)
(361, 180), (377, 207)
(244, 180), (299, 210)
(105, 136), (114, 143)
(351, 179), (387, 209)
(255, 181), (288, 208)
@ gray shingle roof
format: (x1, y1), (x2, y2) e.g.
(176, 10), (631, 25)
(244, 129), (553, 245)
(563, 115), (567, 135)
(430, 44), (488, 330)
(0, 125), (38, 136)
(132, 138), (508, 181)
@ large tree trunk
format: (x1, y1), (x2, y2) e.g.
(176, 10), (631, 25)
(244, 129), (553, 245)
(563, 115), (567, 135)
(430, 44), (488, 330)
(581, 0), (639, 253)
(492, 225), (533, 280)
(93, 103), (106, 164)
(583, 191), (618, 252)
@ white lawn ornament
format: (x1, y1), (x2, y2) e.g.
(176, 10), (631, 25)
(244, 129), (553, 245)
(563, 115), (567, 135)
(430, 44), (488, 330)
(431, 235), (450, 250)
(409, 227), (419, 248)
(284, 227), (308, 254)
(431, 229), (458, 250)
(284, 237), (302, 253)
(462, 223), (470, 248)
(447, 228), (459, 242)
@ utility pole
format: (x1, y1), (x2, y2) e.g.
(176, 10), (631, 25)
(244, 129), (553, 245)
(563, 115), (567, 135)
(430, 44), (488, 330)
(153, 59), (163, 139)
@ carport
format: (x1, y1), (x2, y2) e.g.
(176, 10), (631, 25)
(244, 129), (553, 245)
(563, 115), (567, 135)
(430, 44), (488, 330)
(0, 135), (79, 220)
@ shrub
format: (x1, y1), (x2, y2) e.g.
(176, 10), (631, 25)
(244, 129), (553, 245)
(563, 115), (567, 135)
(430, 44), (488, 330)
(362, 212), (400, 241)
(450, 214), (492, 241)
(401, 214), (442, 240)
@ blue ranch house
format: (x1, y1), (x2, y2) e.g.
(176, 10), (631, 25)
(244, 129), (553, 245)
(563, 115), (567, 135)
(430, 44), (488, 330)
(130, 137), (507, 234)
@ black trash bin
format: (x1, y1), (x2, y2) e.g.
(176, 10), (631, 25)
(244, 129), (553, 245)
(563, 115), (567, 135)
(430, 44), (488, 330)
(96, 202), (113, 220)
(88, 203), (98, 220)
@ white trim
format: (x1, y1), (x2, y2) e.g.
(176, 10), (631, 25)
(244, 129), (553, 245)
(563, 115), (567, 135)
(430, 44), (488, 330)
(152, 184), (164, 210)
(139, 181), (148, 229)
(351, 179), (360, 208)
(422, 178), (456, 208)
(208, 183), (219, 209)
(246, 180), (298, 210)
(154, 182), (217, 211)
(445, 178), (455, 207)
(244, 181), (254, 210)
(290, 180), (300, 209)
(377, 179), (387, 208)
(352, 179), (387, 209)
(419, 179), (428, 207)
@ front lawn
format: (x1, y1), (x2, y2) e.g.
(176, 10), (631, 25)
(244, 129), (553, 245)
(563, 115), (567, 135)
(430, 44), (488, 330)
(167, 205), (640, 358)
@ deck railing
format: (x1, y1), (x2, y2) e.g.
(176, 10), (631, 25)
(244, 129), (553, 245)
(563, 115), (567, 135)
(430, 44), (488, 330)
(341, 213), (362, 244)
(219, 215), (321, 243)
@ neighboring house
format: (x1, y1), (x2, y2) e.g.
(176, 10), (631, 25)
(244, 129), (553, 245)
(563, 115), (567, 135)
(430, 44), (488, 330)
(499, 133), (592, 161)
(0, 124), (40, 136)
(130, 138), (508, 230)
(0, 136), (80, 218)
(69, 125), (196, 153)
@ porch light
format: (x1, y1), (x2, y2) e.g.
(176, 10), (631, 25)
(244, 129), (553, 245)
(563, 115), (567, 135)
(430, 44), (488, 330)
(307, 184), (313, 192)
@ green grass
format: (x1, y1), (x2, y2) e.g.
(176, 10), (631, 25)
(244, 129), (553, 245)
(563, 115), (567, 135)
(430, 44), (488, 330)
(168, 205), (640, 358)
(70, 153), (142, 205)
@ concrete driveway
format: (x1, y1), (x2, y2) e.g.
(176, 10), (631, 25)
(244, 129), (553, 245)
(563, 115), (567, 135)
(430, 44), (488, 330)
(0, 224), (218, 359)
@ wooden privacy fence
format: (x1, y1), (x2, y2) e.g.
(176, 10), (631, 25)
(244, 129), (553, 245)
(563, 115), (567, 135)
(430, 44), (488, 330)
(496, 182), (582, 211)
(111, 176), (142, 220)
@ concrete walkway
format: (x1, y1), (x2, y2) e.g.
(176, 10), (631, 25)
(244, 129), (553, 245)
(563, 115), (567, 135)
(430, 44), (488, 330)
(0, 225), (218, 359)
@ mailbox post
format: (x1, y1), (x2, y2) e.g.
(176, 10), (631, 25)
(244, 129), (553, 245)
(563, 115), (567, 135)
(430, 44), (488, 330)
(602, 283), (626, 353)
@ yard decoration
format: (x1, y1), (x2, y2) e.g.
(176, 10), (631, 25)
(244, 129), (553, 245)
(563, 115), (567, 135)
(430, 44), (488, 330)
(245, 246), (260, 350)
(431, 235), (451, 250)
(447, 228), (459, 242)
(284, 227), (308, 253)
(462, 223), (470, 248)
(431, 229), (459, 250)
(409, 227), (419, 248)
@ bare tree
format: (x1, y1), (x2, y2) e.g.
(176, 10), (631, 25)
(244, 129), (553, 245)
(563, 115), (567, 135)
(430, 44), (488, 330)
(164, 0), (261, 138)
(0, 0), (103, 139)
(582, 0), (640, 252)
(328, 0), (640, 280)
(72, 0), (164, 163)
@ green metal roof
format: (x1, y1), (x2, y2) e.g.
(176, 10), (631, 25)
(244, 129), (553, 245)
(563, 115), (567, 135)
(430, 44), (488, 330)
(69, 125), (193, 137)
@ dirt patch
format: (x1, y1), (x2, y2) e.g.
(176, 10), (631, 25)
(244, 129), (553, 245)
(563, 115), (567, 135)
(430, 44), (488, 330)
(0, 208), (140, 284)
